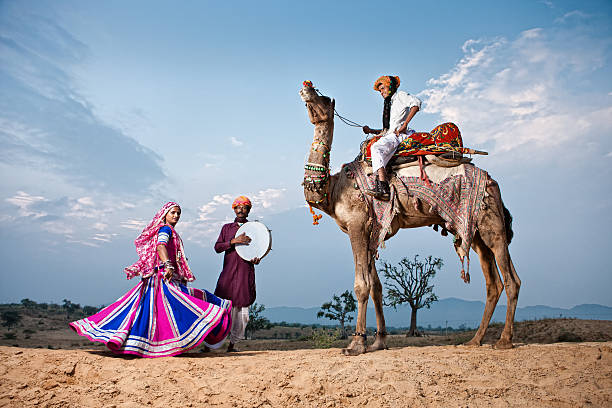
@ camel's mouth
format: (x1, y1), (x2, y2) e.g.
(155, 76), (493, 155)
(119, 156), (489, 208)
(299, 87), (317, 103)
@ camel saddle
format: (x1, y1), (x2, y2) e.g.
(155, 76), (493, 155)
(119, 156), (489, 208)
(360, 122), (472, 169)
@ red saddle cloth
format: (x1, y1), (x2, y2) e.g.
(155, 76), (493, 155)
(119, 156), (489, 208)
(364, 122), (463, 161)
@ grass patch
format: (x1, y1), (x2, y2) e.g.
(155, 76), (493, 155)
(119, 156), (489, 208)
(557, 331), (582, 342)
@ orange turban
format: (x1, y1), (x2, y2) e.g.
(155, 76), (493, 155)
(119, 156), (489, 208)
(232, 196), (252, 209)
(373, 75), (400, 91)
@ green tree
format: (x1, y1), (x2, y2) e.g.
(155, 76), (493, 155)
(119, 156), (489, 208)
(62, 299), (81, 319)
(245, 302), (271, 339)
(380, 255), (442, 336)
(82, 306), (99, 316)
(317, 290), (356, 339)
(1, 310), (22, 330)
(20, 298), (37, 309)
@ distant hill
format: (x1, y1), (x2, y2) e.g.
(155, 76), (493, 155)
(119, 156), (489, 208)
(262, 298), (612, 328)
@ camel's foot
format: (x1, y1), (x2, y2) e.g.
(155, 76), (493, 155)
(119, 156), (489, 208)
(494, 338), (513, 350)
(464, 338), (481, 347)
(341, 335), (367, 356)
(366, 334), (389, 352)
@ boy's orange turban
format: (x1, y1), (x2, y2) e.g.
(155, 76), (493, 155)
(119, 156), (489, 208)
(373, 75), (400, 91)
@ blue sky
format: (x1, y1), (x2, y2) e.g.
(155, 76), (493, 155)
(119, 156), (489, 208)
(1, 0), (611, 310)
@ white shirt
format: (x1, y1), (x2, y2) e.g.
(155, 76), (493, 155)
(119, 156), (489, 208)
(386, 90), (422, 134)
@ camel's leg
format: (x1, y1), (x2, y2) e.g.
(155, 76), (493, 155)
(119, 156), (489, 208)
(367, 261), (388, 352)
(478, 212), (521, 349)
(342, 226), (370, 356)
(465, 233), (504, 346)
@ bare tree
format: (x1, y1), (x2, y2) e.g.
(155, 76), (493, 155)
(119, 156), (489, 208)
(317, 290), (356, 339)
(380, 255), (442, 336)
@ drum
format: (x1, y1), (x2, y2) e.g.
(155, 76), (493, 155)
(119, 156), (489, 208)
(235, 221), (272, 261)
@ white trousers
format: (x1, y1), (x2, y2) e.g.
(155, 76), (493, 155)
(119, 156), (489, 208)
(370, 130), (415, 172)
(230, 306), (249, 344)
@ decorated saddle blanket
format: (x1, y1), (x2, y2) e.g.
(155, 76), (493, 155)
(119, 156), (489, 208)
(344, 160), (488, 262)
(344, 161), (399, 254)
(362, 122), (463, 162)
(394, 163), (489, 260)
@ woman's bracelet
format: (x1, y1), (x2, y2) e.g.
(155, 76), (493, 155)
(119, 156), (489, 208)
(163, 260), (175, 270)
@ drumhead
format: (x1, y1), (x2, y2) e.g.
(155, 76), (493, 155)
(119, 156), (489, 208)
(235, 221), (272, 261)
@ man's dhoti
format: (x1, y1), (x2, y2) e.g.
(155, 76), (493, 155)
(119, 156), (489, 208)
(230, 306), (249, 343)
(370, 130), (415, 172)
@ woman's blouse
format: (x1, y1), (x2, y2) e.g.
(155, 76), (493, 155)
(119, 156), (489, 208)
(157, 225), (172, 246)
(156, 225), (177, 266)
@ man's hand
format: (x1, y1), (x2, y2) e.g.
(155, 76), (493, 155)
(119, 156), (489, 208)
(250, 257), (261, 265)
(231, 232), (251, 245)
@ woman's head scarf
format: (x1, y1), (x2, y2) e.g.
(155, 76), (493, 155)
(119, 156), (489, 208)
(374, 75), (400, 130)
(124, 202), (194, 281)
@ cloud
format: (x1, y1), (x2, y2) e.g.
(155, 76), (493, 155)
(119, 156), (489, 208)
(5, 191), (48, 218)
(0, 8), (165, 194)
(197, 194), (233, 221)
(185, 187), (289, 246)
(3, 190), (144, 247)
(540, 0), (555, 9)
(121, 219), (147, 231)
(93, 222), (108, 231)
(555, 10), (590, 24)
(419, 22), (612, 156)
(251, 188), (287, 209)
(230, 137), (244, 147)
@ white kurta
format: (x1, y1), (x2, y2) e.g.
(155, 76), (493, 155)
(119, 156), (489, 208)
(371, 91), (422, 171)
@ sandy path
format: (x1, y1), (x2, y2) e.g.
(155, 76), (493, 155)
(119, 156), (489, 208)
(0, 343), (610, 407)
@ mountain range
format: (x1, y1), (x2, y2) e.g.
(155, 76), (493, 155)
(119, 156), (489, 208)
(261, 298), (612, 329)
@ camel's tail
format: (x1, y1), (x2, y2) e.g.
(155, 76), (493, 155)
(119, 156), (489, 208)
(503, 204), (514, 244)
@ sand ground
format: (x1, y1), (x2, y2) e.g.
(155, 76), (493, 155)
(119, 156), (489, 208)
(0, 342), (610, 407)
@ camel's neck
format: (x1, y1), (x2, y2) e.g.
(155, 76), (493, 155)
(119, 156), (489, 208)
(303, 120), (334, 213)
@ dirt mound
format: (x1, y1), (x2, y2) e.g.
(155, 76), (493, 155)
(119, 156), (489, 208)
(1, 342), (611, 407)
(482, 318), (612, 344)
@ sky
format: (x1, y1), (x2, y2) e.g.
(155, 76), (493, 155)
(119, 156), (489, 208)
(1, 0), (611, 311)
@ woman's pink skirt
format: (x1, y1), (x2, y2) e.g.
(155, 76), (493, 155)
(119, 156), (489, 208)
(70, 272), (232, 357)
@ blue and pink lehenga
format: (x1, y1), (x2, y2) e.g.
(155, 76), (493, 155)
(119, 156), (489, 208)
(70, 202), (232, 358)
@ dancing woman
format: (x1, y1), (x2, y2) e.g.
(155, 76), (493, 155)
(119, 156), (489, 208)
(70, 202), (232, 357)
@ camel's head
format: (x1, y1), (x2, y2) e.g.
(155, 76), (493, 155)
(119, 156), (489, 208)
(299, 81), (334, 124)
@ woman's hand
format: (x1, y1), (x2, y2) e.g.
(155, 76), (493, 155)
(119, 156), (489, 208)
(250, 257), (261, 265)
(162, 259), (175, 280)
(362, 125), (372, 135)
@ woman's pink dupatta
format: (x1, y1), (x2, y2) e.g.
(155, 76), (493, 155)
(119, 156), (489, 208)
(124, 202), (195, 282)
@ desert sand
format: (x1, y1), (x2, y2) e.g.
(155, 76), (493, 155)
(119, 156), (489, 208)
(1, 342), (610, 407)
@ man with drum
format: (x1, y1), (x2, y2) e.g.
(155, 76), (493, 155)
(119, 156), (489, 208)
(213, 196), (261, 352)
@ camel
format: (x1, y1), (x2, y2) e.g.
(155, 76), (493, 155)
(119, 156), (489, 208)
(299, 83), (521, 355)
